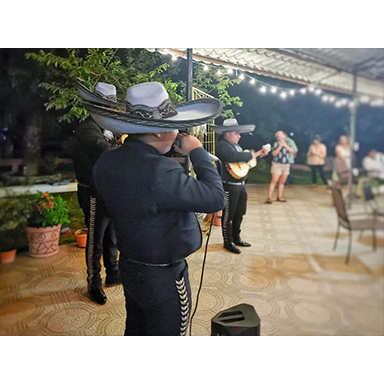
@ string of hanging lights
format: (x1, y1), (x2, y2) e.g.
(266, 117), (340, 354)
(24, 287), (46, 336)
(161, 50), (384, 109)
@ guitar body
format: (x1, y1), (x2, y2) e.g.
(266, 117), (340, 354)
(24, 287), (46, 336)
(226, 145), (271, 180)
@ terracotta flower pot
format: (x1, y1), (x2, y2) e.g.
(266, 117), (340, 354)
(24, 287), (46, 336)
(74, 228), (88, 248)
(214, 211), (222, 227)
(26, 225), (61, 258)
(0, 249), (17, 264)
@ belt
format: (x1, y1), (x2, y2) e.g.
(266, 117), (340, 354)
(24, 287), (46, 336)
(222, 180), (245, 186)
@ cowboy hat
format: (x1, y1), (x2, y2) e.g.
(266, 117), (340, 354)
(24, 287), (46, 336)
(82, 82), (223, 134)
(76, 82), (126, 109)
(212, 118), (255, 134)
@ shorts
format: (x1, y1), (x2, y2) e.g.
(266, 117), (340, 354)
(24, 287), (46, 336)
(271, 162), (290, 176)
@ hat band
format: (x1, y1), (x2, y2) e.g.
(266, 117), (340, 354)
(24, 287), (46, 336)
(94, 91), (117, 102)
(126, 98), (178, 119)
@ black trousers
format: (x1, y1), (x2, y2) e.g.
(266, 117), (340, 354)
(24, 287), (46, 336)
(222, 184), (247, 244)
(119, 258), (191, 336)
(310, 165), (327, 185)
(77, 185), (119, 289)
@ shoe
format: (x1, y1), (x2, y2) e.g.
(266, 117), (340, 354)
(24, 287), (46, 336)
(276, 198), (287, 202)
(265, 198), (272, 204)
(89, 287), (107, 305)
(234, 240), (251, 247)
(105, 271), (121, 287)
(224, 242), (241, 254)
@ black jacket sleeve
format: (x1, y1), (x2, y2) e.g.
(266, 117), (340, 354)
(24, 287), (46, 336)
(153, 147), (225, 213)
(216, 140), (252, 163)
(76, 120), (116, 165)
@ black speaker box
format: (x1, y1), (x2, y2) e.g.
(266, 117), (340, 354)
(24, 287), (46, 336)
(211, 303), (261, 336)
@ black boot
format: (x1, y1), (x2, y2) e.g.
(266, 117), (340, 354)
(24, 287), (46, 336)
(88, 285), (107, 305)
(105, 270), (121, 287)
(234, 240), (251, 247)
(224, 242), (241, 254)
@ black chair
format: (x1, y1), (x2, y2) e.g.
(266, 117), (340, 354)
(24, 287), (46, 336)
(330, 185), (384, 264)
(362, 183), (384, 218)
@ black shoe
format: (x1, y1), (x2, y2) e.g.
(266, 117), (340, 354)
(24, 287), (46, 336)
(224, 242), (241, 254)
(88, 287), (107, 305)
(105, 271), (121, 287)
(234, 240), (251, 247)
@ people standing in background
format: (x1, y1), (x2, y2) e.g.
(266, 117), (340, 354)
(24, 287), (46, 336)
(266, 130), (296, 204)
(333, 135), (351, 185)
(284, 132), (298, 186)
(307, 134), (328, 187)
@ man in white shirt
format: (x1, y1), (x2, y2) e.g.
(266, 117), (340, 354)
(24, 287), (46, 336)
(362, 150), (384, 180)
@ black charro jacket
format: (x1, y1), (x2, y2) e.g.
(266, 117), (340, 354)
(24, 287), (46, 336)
(72, 118), (118, 188)
(93, 139), (225, 265)
(215, 138), (253, 183)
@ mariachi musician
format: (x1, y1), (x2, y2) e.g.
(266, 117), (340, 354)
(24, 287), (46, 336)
(214, 118), (268, 254)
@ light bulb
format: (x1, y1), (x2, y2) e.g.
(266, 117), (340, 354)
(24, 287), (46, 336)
(239, 74), (245, 80)
(250, 78), (256, 84)
(280, 92), (287, 99)
(203, 65), (209, 71)
(322, 95), (329, 102)
(217, 70), (222, 75)
(171, 55), (177, 61)
(329, 96), (335, 102)
(289, 90), (295, 96)
(308, 85), (315, 92)
(260, 86), (266, 93)
(227, 68), (234, 74)
(271, 87), (277, 93)
(300, 88), (307, 94)
(315, 89), (322, 95)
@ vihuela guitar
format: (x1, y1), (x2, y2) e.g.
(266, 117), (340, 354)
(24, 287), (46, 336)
(226, 144), (271, 179)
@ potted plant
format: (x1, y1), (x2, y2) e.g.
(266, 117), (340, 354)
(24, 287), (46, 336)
(0, 194), (30, 263)
(74, 228), (88, 248)
(26, 191), (70, 258)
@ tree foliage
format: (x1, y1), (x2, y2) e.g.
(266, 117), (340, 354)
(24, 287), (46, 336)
(25, 49), (242, 123)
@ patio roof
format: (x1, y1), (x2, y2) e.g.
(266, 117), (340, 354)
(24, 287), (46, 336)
(154, 48), (384, 100)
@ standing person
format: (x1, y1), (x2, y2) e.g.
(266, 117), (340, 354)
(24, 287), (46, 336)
(73, 82), (122, 305)
(307, 134), (328, 187)
(90, 82), (224, 336)
(333, 135), (351, 185)
(266, 130), (296, 204)
(214, 118), (266, 254)
(285, 132), (298, 185)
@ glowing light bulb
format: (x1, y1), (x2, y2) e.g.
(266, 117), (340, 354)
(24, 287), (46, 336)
(203, 65), (209, 71)
(217, 70), (222, 75)
(315, 89), (322, 95)
(271, 87), (277, 93)
(260, 86), (266, 93)
(250, 78), (256, 84)
(227, 68), (234, 75)
(239, 73), (245, 80)
(171, 55), (177, 61)
(360, 95), (370, 103)
(322, 95), (329, 102)
(280, 92), (287, 99)
(300, 88), (307, 94)
(308, 85), (315, 92)
(329, 96), (335, 102)
(289, 90), (295, 96)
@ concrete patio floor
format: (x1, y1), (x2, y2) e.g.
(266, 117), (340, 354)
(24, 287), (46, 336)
(1, 185), (383, 336)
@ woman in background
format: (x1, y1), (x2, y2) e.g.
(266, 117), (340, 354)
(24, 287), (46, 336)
(333, 135), (351, 186)
(266, 130), (297, 204)
(307, 134), (328, 187)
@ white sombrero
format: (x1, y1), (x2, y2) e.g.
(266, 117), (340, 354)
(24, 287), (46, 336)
(82, 82), (223, 134)
(212, 118), (255, 134)
(77, 82), (125, 110)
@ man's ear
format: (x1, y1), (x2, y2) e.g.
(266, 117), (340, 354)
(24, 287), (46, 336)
(153, 132), (162, 139)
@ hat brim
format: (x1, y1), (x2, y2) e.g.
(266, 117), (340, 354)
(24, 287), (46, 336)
(77, 82), (125, 110)
(83, 98), (223, 134)
(212, 124), (255, 134)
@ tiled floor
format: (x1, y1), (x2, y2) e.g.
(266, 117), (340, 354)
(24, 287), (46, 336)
(1, 185), (383, 336)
